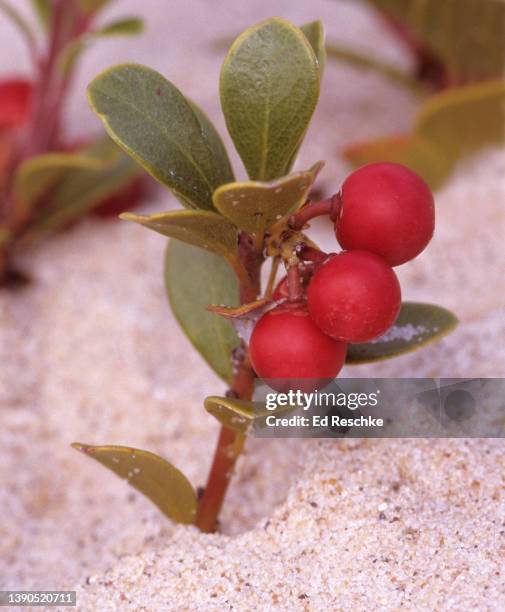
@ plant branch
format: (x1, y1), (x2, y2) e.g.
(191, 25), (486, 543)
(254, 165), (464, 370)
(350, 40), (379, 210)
(195, 231), (261, 533)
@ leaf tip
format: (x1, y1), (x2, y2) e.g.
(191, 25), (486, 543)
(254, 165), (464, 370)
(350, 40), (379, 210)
(71, 442), (90, 453)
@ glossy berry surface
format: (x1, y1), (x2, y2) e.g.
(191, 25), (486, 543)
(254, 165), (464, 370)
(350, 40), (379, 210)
(336, 162), (435, 266)
(249, 303), (347, 381)
(308, 251), (401, 343)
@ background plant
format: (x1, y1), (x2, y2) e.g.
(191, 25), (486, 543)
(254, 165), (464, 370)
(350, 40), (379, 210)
(328, 0), (505, 189)
(0, 0), (145, 286)
(73, 18), (457, 533)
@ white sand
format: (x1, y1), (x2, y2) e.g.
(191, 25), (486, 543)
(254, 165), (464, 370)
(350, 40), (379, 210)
(1, 0), (504, 610)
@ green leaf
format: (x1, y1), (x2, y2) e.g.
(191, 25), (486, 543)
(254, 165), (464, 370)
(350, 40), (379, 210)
(97, 17), (144, 37)
(13, 152), (111, 213)
(300, 20), (326, 75)
(212, 161), (323, 235)
(344, 80), (505, 189)
(344, 134), (450, 191)
(204, 396), (258, 433)
(165, 240), (240, 382)
(415, 80), (505, 164)
(88, 64), (234, 210)
(30, 0), (51, 29)
(362, 0), (505, 82)
(27, 139), (141, 239)
(346, 302), (458, 364)
(204, 395), (297, 431)
(72, 443), (197, 524)
(122, 210), (238, 264)
(220, 17), (319, 181)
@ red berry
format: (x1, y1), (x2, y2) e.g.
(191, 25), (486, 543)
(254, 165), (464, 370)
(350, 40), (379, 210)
(307, 251), (401, 343)
(336, 162), (435, 266)
(249, 303), (347, 384)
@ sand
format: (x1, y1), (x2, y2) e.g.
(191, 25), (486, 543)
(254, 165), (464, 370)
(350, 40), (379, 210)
(1, 0), (504, 610)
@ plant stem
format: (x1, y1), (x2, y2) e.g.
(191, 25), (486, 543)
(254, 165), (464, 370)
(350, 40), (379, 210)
(195, 232), (261, 533)
(295, 244), (329, 264)
(195, 355), (255, 533)
(289, 193), (341, 231)
(287, 263), (303, 302)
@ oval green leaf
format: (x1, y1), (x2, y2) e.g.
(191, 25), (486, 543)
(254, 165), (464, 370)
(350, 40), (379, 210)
(72, 443), (197, 524)
(25, 139), (141, 241)
(346, 302), (458, 364)
(13, 151), (112, 213)
(344, 134), (450, 191)
(122, 210), (238, 264)
(97, 17), (144, 37)
(165, 240), (240, 382)
(300, 20), (326, 75)
(220, 17), (319, 181)
(344, 80), (505, 189)
(88, 64), (234, 210)
(204, 396), (258, 433)
(212, 162), (323, 235)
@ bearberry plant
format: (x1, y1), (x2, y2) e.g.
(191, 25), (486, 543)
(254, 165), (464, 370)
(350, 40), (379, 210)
(0, 0), (145, 286)
(73, 18), (457, 532)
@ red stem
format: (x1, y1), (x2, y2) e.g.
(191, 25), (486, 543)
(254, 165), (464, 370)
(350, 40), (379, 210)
(289, 193), (341, 230)
(287, 264), (303, 302)
(195, 233), (261, 533)
(195, 356), (255, 533)
(296, 244), (329, 264)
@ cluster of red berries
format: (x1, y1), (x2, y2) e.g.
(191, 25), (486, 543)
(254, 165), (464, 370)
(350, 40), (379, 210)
(250, 162), (435, 384)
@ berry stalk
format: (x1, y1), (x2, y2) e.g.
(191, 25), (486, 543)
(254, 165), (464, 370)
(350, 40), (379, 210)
(289, 193), (341, 230)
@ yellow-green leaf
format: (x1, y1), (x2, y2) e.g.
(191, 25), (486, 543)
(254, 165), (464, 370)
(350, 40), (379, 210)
(165, 240), (240, 382)
(346, 302), (458, 364)
(13, 152), (111, 212)
(97, 17), (144, 37)
(30, 0), (51, 29)
(27, 139), (141, 240)
(300, 20), (326, 75)
(204, 395), (296, 431)
(415, 80), (505, 164)
(344, 80), (505, 189)
(204, 396), (258, 433)
(344, 134), (450, 191)
(362, 0), (505, 82)
(72, 443), (197, 524)
(122, 210), (238, 264)
(212, 162), (323, 235)
(220, 17), (319, 181)
(88, 64), (234, 210)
